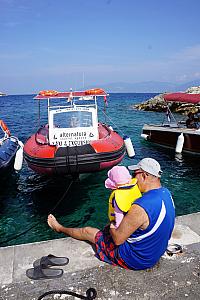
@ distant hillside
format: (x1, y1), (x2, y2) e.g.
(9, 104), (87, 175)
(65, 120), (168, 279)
(99, 81), (177, 93)
(86, 79), (200, 93)
(175, 80), (200, 92)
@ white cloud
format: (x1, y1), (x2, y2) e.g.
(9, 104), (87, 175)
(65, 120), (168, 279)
(3, 21), (21, 28)
(0, 52), (31, 60)
(170, 44), (200, 61)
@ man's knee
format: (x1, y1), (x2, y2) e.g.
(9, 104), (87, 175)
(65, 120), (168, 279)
(82, 226), (93, 236)
(81, 226), (99, 243)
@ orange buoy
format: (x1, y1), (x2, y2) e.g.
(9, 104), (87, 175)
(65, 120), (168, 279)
(0, 119), (11, 136)
(39, 90), (59, 96)
(85, 88), (105, 95)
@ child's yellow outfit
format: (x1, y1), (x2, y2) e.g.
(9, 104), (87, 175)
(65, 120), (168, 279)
(108, 178), (142, 225)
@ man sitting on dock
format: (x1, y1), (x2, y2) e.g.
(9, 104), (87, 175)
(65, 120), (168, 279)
(47, 158), (175, 270)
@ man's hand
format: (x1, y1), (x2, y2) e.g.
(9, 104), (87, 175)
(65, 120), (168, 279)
(109, 204), (149, 245)
(110, 222), (116, 229)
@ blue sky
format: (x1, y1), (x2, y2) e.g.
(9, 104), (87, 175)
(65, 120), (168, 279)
(1, 0), (200, 94)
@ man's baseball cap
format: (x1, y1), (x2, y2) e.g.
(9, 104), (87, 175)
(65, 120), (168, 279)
(128, 158), (162, 178)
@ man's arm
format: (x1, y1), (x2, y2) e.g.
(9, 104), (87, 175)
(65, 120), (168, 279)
(110, 204), (149, 245)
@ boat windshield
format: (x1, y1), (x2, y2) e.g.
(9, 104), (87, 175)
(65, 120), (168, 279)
(54, 110), (93, 128)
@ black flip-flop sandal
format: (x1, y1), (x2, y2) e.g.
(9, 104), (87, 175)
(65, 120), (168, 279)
(33, 254), (69, 268)
(166, 243), (183, 256)
(26, 265), (63, 280)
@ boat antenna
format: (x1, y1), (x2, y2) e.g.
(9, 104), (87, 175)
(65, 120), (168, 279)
(82, 72), (85, 89)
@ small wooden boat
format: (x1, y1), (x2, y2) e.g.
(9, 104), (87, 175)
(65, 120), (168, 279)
(141, 93), (200, 155)
(23, 88), (126, 176)
(0, 120), (23, 178)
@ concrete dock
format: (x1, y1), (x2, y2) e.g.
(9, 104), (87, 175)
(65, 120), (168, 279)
(0, 212), (200, 300)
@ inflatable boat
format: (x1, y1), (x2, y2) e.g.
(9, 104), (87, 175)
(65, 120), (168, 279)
(23, 89), (126, 176)
(0, 120), (23, 178)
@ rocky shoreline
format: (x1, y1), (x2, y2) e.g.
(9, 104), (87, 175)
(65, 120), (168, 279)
(133, 86), (200, 115)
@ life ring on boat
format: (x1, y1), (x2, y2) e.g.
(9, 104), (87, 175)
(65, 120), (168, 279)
(85, 88), (105, 95)
(39, 90), (59, 96)
(0, 119), (11, 136)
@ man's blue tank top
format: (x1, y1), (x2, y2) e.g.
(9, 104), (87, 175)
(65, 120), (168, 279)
(118, 187), (175, 270)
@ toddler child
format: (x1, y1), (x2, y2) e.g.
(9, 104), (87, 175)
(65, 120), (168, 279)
(105, 165), (141, 228)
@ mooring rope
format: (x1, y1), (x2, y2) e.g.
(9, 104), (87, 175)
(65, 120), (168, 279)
(0, 179), (74, 246)
(37, 287), (97, 300)
(100, 108), (125, 136)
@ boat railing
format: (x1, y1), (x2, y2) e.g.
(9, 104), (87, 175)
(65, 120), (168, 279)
(162, 122), (179, 128)
(48, 103), (97, 110)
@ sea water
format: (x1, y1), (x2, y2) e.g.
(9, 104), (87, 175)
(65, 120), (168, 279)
(0, 93), (200, 247)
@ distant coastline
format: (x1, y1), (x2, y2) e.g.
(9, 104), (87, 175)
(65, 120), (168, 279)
(87, 79), (200, 93)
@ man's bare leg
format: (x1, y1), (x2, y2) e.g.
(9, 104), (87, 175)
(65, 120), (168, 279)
(47, 214), (100, 244)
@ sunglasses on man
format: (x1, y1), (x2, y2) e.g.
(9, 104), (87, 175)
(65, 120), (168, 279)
(133, 170), (145, 176)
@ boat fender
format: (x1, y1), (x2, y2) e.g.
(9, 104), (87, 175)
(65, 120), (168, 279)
(0, 120), (11, 137)
(14, 141), (24, 171)
(108, 126), (114, 131)
(123, 136), (135, 158)
(175, 133), (184, 154)
(141, 133), (149, 140)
